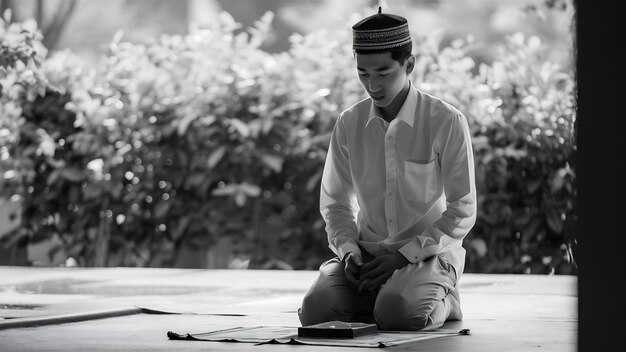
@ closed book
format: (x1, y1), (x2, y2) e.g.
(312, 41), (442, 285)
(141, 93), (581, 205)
(298, 321), (378, 338)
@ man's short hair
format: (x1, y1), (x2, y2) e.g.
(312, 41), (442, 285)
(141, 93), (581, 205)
(354, 42), (413, 65)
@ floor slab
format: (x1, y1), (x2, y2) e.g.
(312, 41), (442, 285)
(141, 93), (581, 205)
(0, 267), (577, 351)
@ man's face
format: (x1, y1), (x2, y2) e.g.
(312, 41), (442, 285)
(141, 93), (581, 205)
(356, 52), (408, 108)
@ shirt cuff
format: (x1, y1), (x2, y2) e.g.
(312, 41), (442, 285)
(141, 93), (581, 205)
(398, 240), (423, 264)
(336, 241), (361, 261)
(398, 235), (438, 264)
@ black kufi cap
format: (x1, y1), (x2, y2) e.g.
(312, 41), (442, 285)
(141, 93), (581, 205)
(352, 6), (411, 51)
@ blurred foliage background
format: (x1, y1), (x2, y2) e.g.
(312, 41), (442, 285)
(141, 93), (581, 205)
(0, 0), (576, 274)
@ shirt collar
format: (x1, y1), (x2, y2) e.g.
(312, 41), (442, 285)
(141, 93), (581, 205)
(366, 81), (417, 128)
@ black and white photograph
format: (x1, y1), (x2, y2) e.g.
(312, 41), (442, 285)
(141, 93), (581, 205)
(0, 0), (606, 351)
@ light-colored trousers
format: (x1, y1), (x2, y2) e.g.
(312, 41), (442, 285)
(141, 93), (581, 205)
(298, 253), (462, 331)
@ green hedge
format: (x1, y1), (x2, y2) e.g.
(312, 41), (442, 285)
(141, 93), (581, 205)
(0, 11), (576, 273)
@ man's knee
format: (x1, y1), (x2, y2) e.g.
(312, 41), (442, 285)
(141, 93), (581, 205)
(373, 289), (431, 330)
(299, 283), (340, 325)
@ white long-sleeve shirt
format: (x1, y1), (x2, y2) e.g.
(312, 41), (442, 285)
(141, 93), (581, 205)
(320, 82), (477, 277)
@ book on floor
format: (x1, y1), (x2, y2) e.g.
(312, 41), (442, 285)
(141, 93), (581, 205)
(298, 321), (378, 338)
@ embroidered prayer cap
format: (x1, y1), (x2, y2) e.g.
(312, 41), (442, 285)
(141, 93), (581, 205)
(352, 6), (412, 51)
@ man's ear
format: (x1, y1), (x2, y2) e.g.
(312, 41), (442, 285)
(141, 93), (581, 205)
(406, 54), (416, 74)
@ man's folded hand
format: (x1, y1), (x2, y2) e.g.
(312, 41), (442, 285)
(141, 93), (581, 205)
(358, 252), (409, 293)
(343, 252), (363, 289)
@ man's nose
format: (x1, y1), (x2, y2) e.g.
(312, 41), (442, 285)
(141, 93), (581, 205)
(368, 78), (381, 93)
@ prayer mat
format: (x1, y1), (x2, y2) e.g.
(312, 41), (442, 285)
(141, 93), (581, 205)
(167, 326), (470, 348)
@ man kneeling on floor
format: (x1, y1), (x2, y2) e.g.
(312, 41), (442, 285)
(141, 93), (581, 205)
(298, 6), (477, 331)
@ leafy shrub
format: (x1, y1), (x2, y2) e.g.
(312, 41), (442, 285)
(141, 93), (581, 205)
(471, 34), (576, 274)
(1, 11), (52, 253)
(0, 10), (576, 273)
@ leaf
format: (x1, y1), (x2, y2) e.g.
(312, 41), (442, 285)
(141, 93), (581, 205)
(83, 183), (103, 200)
(240, 182), (261, 197)
(546, 208), (563, 234)
(311, 132), (331, 146)
(172, 216), (191, 241)
(550, 167), (570, 193)
(522, 216), (543, 242)
(472, 135), (490, 151)
(234, 192), (246, 206)
(212, 184), (237, 196)
(228, 257), (251, 269)
(306, 170), (322, 191)
(61, 168), (83, 182)
(186, 173), (206, 188)
(526, 179), (542, 194)
(550, 174), (565, 193)
(207, 146), (226, 169)
(470, 238), (488, 257)
(503, 145), (526, 160)
(161, 124), (177, 137)
(177, 114), (199, 136)
(46, 169), (61, 185)
(154, 200), (172, 219)
(261, 154), (284, 173)
(262, 118), (273, 134)
(228, 118), (250, 138)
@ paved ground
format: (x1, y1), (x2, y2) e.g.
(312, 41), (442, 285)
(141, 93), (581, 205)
(0, 266), (577, 351)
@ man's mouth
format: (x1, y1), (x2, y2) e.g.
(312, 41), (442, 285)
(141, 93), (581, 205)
(371, 94), (384, 101)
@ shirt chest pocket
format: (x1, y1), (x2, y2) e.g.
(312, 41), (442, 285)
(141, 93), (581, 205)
(402, 160), (439, 204)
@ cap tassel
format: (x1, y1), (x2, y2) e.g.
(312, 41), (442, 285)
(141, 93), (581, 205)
(378, 6), (382, 13)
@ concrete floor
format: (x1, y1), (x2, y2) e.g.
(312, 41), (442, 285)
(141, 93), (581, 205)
(0, 267), (577, 351)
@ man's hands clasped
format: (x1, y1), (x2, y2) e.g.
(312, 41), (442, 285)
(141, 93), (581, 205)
(343, 251), (363, 289)
(342, 251), (410, 293)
